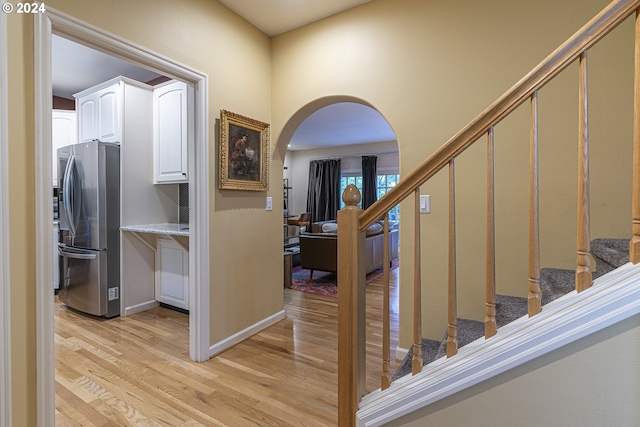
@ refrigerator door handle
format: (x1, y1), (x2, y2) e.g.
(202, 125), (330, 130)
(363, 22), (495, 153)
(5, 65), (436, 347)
(58, 247), (97, 260)
(63, 154), (77, 237)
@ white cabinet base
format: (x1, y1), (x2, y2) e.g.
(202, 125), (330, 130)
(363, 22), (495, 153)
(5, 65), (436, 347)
(155, 236), (189, 310)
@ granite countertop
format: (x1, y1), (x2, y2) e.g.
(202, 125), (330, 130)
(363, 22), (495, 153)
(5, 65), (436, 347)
(120, 223), (189, 237)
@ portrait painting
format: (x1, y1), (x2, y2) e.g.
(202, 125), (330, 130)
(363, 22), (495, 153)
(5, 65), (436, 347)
(219, 110), (270, 191)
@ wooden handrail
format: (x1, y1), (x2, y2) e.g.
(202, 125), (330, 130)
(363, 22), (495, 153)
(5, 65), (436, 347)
(359, 0), (640, 231)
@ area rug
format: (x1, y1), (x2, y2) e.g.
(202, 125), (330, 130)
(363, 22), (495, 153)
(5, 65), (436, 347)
(290, 259), (399, 297)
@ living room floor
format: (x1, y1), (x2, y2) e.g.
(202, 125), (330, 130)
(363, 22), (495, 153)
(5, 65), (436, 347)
(54, 266), (400, 426)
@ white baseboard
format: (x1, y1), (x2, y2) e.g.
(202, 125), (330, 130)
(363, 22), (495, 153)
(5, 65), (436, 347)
(209, 310), (286, 358)
(396, 346), (409, 361)
(124, 300), (159, 317)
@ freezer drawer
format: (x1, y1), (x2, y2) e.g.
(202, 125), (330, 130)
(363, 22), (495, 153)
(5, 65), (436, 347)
(58, 244), (120, 318)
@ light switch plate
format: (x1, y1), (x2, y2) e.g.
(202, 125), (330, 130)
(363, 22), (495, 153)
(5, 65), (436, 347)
(420, 195), (431, 214)
(266, 196), (273, 211)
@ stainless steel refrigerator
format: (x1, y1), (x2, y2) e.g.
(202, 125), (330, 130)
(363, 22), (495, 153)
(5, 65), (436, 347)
(57, 140), (120, 318)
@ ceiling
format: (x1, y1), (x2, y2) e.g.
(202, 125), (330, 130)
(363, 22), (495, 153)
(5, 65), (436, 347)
(218, 0), (372, 36)
(288, 103), (395, 151)
(52, 35), (163, 99)
(51, 0), (396, 151)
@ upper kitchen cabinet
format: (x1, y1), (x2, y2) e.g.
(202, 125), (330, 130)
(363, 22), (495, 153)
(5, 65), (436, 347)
(52, 109), (77, 187)
(74, 76), (152, 144)
(153, 80), (192, 184)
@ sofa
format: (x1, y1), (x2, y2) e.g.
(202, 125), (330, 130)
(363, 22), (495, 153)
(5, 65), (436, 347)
(299, 220), (399, 278)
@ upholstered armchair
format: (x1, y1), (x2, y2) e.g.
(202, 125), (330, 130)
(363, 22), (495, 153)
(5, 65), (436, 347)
(287, 212), (312, 233)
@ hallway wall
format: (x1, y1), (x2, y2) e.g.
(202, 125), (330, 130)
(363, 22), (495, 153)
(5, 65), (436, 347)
(270, 0), (632, 342)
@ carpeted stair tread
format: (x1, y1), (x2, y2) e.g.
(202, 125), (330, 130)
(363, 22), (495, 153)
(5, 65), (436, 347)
(593, 258), (617, 279)
(591, 238), (629, 269)
(435, 318), (485, 359)
(539, 239), (629, 305)
(392, 338), (441, 381)
(540, 267), (575, 305)
(495, 294), (528, 327)
(393, 237), (630, 381)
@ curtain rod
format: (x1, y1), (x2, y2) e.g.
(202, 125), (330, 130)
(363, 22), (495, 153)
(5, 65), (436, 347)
(309, 150), (398, 162)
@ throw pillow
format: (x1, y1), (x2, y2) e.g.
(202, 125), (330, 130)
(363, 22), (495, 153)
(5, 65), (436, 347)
(322, 222), (338, 233)
(366, 222), (383, 236)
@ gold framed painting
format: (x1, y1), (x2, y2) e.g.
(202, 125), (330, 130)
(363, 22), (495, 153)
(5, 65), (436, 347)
(219, 109), (270, 191)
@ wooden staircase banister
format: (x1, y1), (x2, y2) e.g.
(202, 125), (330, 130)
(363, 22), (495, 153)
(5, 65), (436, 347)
(339, 1), (640, 426)
(359, 0), (640, 231)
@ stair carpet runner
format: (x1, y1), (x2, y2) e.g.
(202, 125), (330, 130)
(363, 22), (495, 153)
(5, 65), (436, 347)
(392, 238), (630, 380)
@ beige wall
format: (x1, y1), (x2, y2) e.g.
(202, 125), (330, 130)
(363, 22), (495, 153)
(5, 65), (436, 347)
(7, 0), (279, 424)
(385, 313), (640, 426)
(271, 0), (633, 343)
(8, 12), (36, 426)
(7, 0), (635, 424)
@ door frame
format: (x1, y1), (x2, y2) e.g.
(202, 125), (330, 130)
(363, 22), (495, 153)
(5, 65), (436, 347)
(0, 8), (12, 427)
(34, 8), (211, 426)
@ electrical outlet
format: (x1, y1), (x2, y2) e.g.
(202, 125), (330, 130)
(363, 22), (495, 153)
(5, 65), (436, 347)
(419, 195), (431, 214)
(266, 197), (273, 211)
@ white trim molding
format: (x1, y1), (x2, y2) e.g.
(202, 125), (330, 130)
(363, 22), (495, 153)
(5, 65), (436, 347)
(34, 7), (210, 426)
(209, 310), (286, 358)
(123, 300), (160, 317)
(189, 71), (210, 363)
(34, 13), (55, 426)
(357, 262), (640, 427)
(0, 9), (12, 427)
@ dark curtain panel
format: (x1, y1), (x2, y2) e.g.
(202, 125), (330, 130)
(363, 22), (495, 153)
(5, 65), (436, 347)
(306, 159), (341, 222)
(362, 155), (378, 210)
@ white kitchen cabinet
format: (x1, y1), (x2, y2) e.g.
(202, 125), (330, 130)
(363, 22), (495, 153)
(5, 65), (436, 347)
(155, 236), (189, 310)
(153, 80), (191, 183)
(75, 76), (151, 144)
(52, 109), (77, 186)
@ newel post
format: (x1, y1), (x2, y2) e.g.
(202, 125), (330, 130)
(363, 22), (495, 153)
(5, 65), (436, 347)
(337, 184), (366, 427)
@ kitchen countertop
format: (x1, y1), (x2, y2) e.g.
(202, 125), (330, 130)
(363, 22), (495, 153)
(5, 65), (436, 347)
(120, 223), (189, 237)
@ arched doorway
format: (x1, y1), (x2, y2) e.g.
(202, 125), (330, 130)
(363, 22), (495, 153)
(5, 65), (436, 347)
(277, 98), (399, 227)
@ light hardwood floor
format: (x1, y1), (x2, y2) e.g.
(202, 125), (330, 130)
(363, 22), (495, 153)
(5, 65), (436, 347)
(55, 267), (400, 426)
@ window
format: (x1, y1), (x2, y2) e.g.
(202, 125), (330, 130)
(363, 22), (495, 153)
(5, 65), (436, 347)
(377, 174), (400, 222)
(340, 175), (363, 197)
(340, 173), (400, 221)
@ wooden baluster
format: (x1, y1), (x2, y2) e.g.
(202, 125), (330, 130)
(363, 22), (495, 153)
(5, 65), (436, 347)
(632, 10), (640, 264)
(412, 188), (423, 375)
(337, 185), (366, 427)
(485, 128), (497, 338)
(381, 214), (391, 390)
(576, 51), (592, 292)
(447, 159), (458, 357)
(529, 91), (542, 315)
